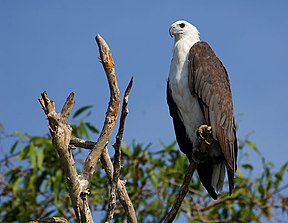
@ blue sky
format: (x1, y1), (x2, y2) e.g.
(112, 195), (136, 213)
(1, 0), (288, 195)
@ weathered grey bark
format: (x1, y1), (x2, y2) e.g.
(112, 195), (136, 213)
(39, 35), (137, 223)
(101, 148), (137, 223)
(29, 217), (68, 223)
(105, 77), (134, 223)
(39, 92), (93, 223)
(82, 35), (121, 183)
(70, 137), (138, 223)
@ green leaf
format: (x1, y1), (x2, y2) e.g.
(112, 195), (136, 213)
(15, 131), (30, 141)
(157, 140), (176, 154)
(237, 168), (244, 178)
(12, 177), (21, 194)
(20, 145), (30, 160)
(28, 173), (37, 195)
(5, 167), (21, 179)
(10, 141), (19, 154)
(148, 169), (157, 188)
(274, 161), (288, 189)
(29, 144), (37, 170)
(122, 145), (132, 158)
(72, 105), (93, 119)
(241, 164), (253, 171)
(275, 162), (288, 179)
(31, 136), (52, 146)
(79, 120), (90, 139)
(267, 161), (274, 168)
(37, 147), (44, 170)
(258, 184), (265, 198)
(133, 145), (142, 156)
(246, 140), (261, 155)
(85, 122), (99, 134)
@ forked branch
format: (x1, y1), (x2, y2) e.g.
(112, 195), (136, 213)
(70, 135), (137, 222)
(38, 92), (93, 223)
(39, 34), (136, 223)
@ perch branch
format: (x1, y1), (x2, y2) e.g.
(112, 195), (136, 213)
(38, 92), (93, 223)
(162, 125), (213, 223)
(161, 161), (197, 223)
(105, 77), (133, 223)
(82, 34), (120, 182)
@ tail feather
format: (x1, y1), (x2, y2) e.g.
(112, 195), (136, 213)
(226, 165), (235, 195)
(196, 160), (218, 200)
(211, 161), (225, 192)
(196, 157), (234, 200)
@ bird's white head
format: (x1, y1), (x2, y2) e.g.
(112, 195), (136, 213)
(169, 20), (200, 42)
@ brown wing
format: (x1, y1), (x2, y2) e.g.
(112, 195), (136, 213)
(188, 41), (237, 176)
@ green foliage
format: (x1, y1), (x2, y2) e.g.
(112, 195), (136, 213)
(0, 108), (287, 222)
(1, 133), (66, 222)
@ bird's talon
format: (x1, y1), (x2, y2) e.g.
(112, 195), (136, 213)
(198, 125), (212, 145)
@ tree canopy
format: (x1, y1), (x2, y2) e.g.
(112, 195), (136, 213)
(0, 105), (287, 222)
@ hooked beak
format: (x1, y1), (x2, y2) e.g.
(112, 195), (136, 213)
(169, 27), (173, 38)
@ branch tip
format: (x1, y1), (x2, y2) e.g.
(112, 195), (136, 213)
(61, 92), (75, 121)
(125, 77), (133, 97)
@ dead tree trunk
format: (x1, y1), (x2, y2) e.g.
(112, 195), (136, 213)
(38, 35), (137, 223)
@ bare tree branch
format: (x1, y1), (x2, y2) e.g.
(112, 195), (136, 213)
(82, 34), (120, 182)
(70, 137), (138, 223)
(162, 125), (213, 223)
(38, 92), (93, 223)
(106, 77), (133, 223)
(61, 92), (75, 121)
(101, 148), (137, 223)
(70, 137), (95, 149)
(160, 161), (197, 223)
(29, 217), (68, 223)
(39, 35), (136, 223)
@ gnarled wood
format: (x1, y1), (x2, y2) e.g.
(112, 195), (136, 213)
(38, 92), (93, 223)
(82, 35), (120, 182)
(39, 35), (136, 223)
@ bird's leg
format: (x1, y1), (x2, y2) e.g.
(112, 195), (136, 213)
(192, 125), (213, 164)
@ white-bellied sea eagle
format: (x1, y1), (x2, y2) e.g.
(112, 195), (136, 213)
(167, 20), (238, 199)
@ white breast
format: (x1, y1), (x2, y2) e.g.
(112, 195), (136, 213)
(169, 38), (205, 143)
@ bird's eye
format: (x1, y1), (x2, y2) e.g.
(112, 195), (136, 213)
(179, 23), (185, 28)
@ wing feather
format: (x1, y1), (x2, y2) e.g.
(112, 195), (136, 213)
(188, 41), (238, 191)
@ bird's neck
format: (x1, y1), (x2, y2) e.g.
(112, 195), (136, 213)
(174, 34), (200, 45)
(173, 36), (200, 64)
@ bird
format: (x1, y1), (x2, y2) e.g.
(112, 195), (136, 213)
(167, 20), (238, 199)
